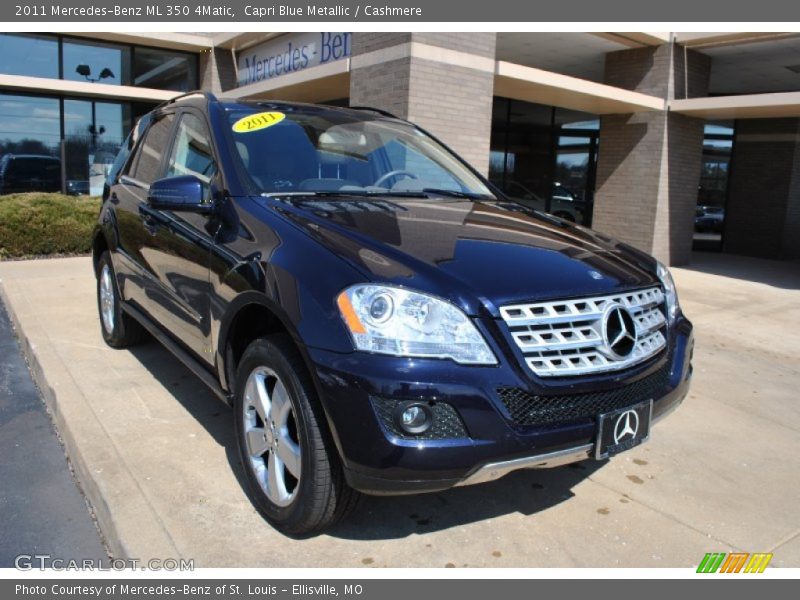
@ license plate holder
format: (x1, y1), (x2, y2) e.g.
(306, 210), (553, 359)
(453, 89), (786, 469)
(595, 400), (653, 459)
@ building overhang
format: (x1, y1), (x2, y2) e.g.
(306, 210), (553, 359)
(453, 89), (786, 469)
(494, 61), (664, 114)
(65, 32), (214, 52)
(674, 32), (798, 48)
(670, 92), (800, 119)
(0, 74), (179, 103)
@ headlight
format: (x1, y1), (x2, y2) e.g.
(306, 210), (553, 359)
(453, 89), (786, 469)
(656, 262), (680, 323)
(336, 284), (497, 365)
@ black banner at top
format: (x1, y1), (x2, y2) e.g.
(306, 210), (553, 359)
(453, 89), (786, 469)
(2, 0), (799, 22)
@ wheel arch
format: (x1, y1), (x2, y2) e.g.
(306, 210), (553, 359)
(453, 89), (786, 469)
(217, 293), (347, 462)
(91, 227), (110, 275)
(217, 293), (319, 400)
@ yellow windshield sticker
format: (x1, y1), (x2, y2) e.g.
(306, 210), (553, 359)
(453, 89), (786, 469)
(232, 111), (285, 133)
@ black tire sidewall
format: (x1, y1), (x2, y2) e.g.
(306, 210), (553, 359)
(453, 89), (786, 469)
(233, 338), (325, 532)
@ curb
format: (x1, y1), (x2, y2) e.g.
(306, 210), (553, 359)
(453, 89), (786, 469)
(0, 276), (181, 561)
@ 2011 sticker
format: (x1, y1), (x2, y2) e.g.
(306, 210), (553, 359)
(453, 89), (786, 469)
(232, 111), (286, 133)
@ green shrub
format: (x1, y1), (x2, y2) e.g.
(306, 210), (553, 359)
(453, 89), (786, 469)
(0, 193), (101, 259)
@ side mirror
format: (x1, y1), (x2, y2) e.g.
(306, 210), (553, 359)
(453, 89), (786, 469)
(147, 175), (212, 214)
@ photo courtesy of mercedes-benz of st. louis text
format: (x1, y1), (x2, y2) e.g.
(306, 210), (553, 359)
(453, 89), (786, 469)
(93, 93), (693, 535)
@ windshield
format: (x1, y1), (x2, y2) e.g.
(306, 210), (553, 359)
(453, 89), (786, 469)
(226, 105), (494, 198)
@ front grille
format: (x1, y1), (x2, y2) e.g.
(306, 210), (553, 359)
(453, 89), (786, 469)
(497, 362), (671, 427)
(500, 286), (667, 377)
(370, 398), (468, 440)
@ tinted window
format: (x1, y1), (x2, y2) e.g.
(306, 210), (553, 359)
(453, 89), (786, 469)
(130, 114), (174, 185)
(10, 157), (60, 181)
(0, 94), (61, 158)
(166, 113), (216, 182)
(0, 34), (59, 79)
(63, 39), (129, 86)
(133, 47), (197, 92)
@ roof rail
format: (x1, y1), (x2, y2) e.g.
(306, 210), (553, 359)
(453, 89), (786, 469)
(348, 106), (402, 119)
(155, 90), (218, 110)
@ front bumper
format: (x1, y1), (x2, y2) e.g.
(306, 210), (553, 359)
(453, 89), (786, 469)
(308, 317), (694, 495)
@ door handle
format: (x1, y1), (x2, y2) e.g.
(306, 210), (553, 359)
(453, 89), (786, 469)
(140, 211), (158, 235)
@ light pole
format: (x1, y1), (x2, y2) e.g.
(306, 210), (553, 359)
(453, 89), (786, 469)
(75, 64), (115, 83)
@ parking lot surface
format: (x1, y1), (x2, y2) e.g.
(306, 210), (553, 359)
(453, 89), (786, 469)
(0, 253), (797, 567)
(0, 300), (106, 567)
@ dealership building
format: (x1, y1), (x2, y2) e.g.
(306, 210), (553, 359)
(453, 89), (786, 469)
(1, 31), (799, 264)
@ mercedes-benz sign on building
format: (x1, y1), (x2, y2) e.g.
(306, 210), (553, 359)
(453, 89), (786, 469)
(1, 31), (799, 264)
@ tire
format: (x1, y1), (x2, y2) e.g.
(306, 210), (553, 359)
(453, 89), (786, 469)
(96, 251), (146, 348)
(234, 335), (360, 535)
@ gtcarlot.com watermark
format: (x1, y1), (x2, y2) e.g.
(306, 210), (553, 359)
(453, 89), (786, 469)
(14, 554), (194, 571)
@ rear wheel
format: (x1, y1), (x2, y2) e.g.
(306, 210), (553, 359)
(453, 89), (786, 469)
(96, 251), (145, 348)
(234, 335), (360, 535)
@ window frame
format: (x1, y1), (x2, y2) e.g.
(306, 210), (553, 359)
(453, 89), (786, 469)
(165, 110), (218, 184)
(124, 110), (178, 187)
(0, 33), (199, 92)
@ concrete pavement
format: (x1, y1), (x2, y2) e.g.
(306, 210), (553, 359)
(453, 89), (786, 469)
(0, 253), (797, 567)
(0, 298), (107, 567)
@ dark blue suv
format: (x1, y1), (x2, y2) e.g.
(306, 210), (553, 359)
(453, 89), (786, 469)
(93, 92), (694, 535)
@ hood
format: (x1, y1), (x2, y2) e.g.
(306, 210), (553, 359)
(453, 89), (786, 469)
(266, 196), (658, 315)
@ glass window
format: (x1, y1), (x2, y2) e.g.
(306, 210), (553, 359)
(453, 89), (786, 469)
(491, 99), (553, 210)
(166, 113), (216, 183)
(489, 98), (599, 225)
(0, 34), (59, 79)
(0, 93), (61, 158)
(133, 47), (197, 91)
(130, 114), (175, 185)
(63, 39), (130, 86)
(694, 121), (734, 251)
(555, 107), (600, 130)
(63, 99), (131, 195)
(0, 93), (62, 194)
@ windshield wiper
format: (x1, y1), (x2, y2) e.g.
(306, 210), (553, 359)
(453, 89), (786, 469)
(262, 189), (495, 200)
(264, 190), (428, 199)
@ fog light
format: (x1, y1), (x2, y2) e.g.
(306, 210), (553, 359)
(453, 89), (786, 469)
(393, 402), (432, 435)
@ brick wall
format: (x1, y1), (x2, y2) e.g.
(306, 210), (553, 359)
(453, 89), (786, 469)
(413, 33), (496, 58)
(199, 47), (237, 94)
(349, 57), (412, 117)
(406, 58), (495, 174)
(725, 118), (800, 259)
(349, 32), (496, 175)
(351, 32), (412, 54)
(593, 43), (709, 265)
(784, 130), (800, 258)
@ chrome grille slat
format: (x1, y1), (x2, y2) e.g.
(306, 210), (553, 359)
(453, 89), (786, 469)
(500, 286), (668, 377)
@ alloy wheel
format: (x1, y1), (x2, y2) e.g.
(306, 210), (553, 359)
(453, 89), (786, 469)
(99, 264), (116, 334)
(242, 366), (302, 507)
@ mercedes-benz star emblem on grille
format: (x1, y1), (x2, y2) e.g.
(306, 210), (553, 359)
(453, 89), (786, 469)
(613, 409), (640, 444)
(601, 304), (638, 360)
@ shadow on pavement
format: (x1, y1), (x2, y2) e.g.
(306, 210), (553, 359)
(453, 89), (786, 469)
(686, 251), (800, 290)
(329, 460), (604, 541)
(126, 337), (605, 540)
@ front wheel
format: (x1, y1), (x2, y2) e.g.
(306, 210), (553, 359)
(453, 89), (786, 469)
(234, 335), (360, 535)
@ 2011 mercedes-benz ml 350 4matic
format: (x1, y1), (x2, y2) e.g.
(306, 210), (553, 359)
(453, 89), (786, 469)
(93, 92), (694, 535)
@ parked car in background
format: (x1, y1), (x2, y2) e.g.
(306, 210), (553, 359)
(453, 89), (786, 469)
(495, 179), (588, 224)
(0, 154), (61, 195)
(94, 93), (693, 534)
(66, 180), (91, 196)
(694, 205), (725, 233)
